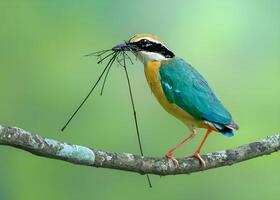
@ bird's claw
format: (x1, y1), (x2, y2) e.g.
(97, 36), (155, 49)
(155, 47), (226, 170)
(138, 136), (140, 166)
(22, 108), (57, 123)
(193, 151), (206, 167)
(165, 153), (179, 166)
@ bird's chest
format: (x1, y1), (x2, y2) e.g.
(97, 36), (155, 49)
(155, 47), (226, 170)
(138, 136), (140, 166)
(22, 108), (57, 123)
(144, 61), (197, 127)
(144, 61), (164, 101)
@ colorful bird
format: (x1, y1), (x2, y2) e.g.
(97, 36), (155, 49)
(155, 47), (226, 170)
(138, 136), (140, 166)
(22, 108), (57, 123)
(113, 34), (239, 166)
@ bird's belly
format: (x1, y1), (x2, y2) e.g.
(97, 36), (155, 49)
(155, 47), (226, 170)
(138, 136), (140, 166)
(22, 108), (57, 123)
(144, 61), (201, 128)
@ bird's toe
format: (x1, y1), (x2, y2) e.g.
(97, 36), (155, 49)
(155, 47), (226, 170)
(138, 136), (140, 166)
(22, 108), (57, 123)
(193, 151), (206, 167)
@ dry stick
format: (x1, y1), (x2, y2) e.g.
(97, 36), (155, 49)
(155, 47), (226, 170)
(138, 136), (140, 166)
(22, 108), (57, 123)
(99, 52), (119, 96)
(1, 125), (279, 176)
(85, 49), (111, 57)
(61, 53), (118, 131)
(97, 51), (116, 64)
(122, 52), (152, 187)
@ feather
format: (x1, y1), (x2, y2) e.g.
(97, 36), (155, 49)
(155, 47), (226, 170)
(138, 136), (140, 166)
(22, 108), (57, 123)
(159, 57), (238, 135)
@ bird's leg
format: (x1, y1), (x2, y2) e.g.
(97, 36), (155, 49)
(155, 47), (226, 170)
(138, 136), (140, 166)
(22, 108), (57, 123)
(193, 129), (212, 167)
(165, 129), (196, 165)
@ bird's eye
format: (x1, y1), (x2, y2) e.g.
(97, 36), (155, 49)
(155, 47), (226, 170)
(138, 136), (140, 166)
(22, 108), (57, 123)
(139, 39), (150, 47)
(142, 39), (148, 43)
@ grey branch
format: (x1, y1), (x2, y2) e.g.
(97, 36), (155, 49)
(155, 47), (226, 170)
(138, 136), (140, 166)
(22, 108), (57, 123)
(0, 125), (279, 175)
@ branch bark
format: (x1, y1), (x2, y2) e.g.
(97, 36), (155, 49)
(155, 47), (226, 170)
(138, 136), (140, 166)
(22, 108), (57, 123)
(0, 125), (279, 175)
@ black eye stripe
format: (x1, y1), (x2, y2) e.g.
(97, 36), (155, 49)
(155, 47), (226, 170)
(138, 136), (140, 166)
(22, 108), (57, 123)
(133, 39), (175, 58)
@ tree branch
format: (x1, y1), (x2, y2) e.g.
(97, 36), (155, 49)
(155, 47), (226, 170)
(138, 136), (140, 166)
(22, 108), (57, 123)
(0, 125), (279, 175)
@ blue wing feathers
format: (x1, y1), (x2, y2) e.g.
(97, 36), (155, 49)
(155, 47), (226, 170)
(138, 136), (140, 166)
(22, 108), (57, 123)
(159, 57), (237, 135)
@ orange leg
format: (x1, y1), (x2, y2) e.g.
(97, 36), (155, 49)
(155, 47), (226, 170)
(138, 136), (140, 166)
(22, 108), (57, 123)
(193, 129), (212, 167)
(165, 129), (196, 165)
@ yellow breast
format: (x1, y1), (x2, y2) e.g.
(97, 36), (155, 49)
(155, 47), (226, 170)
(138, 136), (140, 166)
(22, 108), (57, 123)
(144, 61), (201, 128)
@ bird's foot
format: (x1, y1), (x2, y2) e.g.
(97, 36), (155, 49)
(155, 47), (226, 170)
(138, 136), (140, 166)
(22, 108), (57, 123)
(165, 152), (179, 166)
(193, 151), (206, 167)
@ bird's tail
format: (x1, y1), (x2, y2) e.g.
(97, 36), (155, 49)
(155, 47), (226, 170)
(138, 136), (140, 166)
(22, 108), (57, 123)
(207, 121), (239, 137)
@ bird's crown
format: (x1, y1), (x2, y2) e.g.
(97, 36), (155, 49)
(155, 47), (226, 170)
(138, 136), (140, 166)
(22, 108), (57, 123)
(129, 34), (161, 43)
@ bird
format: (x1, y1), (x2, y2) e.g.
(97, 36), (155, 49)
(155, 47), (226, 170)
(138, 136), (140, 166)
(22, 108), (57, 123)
(113, 34), (239, 166)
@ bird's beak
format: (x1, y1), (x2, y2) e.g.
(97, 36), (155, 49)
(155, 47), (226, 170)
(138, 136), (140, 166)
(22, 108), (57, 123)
(112, 42), (137, 52)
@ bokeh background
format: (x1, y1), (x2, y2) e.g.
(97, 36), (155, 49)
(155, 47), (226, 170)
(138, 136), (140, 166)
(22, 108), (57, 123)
(1, 0), (280, 199)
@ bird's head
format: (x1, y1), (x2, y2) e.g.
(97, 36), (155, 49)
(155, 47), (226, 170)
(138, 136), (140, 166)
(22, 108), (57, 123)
(113, 34), (175, 64)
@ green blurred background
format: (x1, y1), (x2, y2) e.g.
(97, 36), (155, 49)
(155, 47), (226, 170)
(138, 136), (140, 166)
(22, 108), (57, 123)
(0, 0), (280, 199)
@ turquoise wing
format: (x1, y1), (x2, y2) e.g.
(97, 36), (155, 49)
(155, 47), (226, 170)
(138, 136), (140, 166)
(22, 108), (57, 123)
(159, 57), (233, 126)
